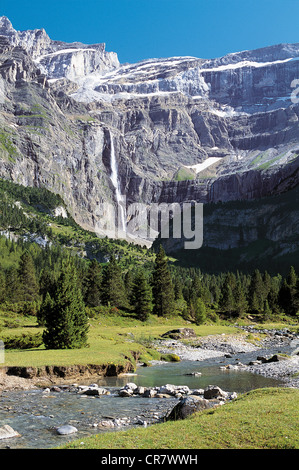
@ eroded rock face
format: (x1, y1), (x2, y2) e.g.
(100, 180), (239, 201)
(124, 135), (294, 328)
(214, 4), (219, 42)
(0, 16), (299, 249)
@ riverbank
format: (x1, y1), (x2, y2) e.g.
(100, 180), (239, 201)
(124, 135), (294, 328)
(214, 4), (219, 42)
(1, 324), (298, 393)
(154, 326), (299, 388)
(63, 387), (299, 449)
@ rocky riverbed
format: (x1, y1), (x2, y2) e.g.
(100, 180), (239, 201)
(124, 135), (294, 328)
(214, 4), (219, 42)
(0, 326), (298, 448)
(153, 326), (299, 388)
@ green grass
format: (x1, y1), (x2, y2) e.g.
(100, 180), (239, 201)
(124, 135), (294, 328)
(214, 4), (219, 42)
(1, 310), (243, 369)
(62, 388), (299, 449)
(173, 167), (195, 181)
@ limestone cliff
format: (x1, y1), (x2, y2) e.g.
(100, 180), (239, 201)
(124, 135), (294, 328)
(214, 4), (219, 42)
(0, 16), (298, 255)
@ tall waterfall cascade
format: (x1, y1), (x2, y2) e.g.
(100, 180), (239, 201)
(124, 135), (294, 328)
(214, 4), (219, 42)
(109, 131), (126, 236)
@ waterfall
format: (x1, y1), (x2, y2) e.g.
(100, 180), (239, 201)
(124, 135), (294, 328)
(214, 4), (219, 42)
(109, 131), (126, 235)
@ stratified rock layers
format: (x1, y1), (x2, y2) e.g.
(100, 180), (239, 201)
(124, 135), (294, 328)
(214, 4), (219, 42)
(0, 16), (299, 252)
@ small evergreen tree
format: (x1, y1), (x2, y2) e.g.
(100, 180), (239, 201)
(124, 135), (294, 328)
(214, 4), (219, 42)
(39, 267), (56, 299)
(152, 246), (175, 317)
(220, 275), (235, 315)
(131, 271), (152, 321)
(124, 270), (134, 305)
(43, 259), (89, 349)
(37, 291), (53, 326)
(18, 251), (39, 302)
(101, 255), (127, 308)
(83, 259), (102, 307)
(263, 299), (272, 320)
(248, 269), (264, 313)
(5, 265), (20, 302)
(233, 279), (248, 316)
(194, 298), (206, 325)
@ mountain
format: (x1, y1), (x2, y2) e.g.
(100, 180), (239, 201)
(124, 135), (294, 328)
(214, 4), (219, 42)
(0, 16), (299, 268)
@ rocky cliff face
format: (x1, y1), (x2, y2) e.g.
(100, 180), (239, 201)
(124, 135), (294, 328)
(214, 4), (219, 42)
(0, 16), (299, 251)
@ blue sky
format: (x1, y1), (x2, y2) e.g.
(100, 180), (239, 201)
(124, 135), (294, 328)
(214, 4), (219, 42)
(1, 0), (298, 63)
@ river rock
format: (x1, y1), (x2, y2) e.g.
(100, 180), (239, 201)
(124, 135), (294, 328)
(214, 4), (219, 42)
(158, 384), (191, 396)
(203, 385), (228, 400)
(119, 388), (133, 397)
(136, 386), (145, 395)
(167, 396), (212, 420)
(161, 328), (197, 340)
(56, 425), (78, 435)
(143, 388), (157, 398)
(184, 371), (202, 376)
(118, 382), (138, 396)
(0, 425), (20, 440)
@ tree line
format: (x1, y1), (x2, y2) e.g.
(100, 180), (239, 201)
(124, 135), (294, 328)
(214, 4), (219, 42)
(1, 242), (299, 349)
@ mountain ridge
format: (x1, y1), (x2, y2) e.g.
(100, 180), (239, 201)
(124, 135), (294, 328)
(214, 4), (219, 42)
(0, 16), (298, 259)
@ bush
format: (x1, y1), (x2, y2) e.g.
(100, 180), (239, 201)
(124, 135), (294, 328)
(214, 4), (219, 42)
(2, 332), (43, 349)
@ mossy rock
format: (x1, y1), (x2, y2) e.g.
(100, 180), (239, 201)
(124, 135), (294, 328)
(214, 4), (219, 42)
(160, 353), (181, 362)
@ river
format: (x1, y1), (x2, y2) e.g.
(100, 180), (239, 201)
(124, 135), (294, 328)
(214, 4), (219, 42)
(0, 345), (288, 449)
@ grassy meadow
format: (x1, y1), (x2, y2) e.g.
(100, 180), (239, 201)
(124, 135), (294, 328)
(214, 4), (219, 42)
(62, 387), (299, 449)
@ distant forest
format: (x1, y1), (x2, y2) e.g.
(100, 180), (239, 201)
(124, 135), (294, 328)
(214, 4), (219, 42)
(0, 235), (298, 327)
(0, 178), (298, 342)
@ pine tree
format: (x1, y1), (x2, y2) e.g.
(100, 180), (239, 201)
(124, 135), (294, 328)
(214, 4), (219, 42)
(220, 281), (235, 315)
(131, 271), (152, 321)
(5, 265), (20, 302)
(263, 299), (272, 320)
(248, 269), (264, 313)
(124, 270), (134, 305)
(39, 267), (56, 299)
(173, 278), (183, 301)
(278, 267), (297, 315)
(18, 251), (39, 302)
(152, 245), (174, 317)
(37, 291), (53, 327)
(101, 255), (127, 308)
(43, 259), (89, 349)
(194, 298), (206, 325)
(83, 259), (102, 307)
(233, 279), (248, 316)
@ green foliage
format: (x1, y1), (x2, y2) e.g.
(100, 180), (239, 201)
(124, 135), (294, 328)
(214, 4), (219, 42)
(193, 297), (207, 325)
(152, 245), (175, 317)
(17, 251), (39, 302)
(83, 259), (102, 307)
(42, 258), (89, 349)
(101, 255), (128, 309)
(1, 332), (43, 349)
(0, 179), (298, 341)
(173, 167), (195, 181)
(131, 270), (153, 321)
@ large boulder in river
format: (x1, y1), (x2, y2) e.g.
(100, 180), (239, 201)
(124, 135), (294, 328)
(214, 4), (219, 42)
(167, 396), (212, 420)
(161, 328), (197, 340)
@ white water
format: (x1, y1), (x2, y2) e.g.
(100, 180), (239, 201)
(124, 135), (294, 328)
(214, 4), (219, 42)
(109, 131), (126, 235)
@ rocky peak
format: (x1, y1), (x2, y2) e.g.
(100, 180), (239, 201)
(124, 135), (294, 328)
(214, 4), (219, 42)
(0, 16), (120, 80)
(0, 17), (298, 247)
(0, 16), (14, 35)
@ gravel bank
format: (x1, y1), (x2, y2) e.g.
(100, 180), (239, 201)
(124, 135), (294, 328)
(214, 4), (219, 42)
(0, 370), (38, 393)
(156, 329), (299, 389)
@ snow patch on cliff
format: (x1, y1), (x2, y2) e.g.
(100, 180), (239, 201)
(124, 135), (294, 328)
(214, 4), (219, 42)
(185, 157), (222, 173)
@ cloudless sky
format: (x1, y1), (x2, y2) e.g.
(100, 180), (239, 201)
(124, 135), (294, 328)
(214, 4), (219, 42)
(1, 0), (298, 63)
